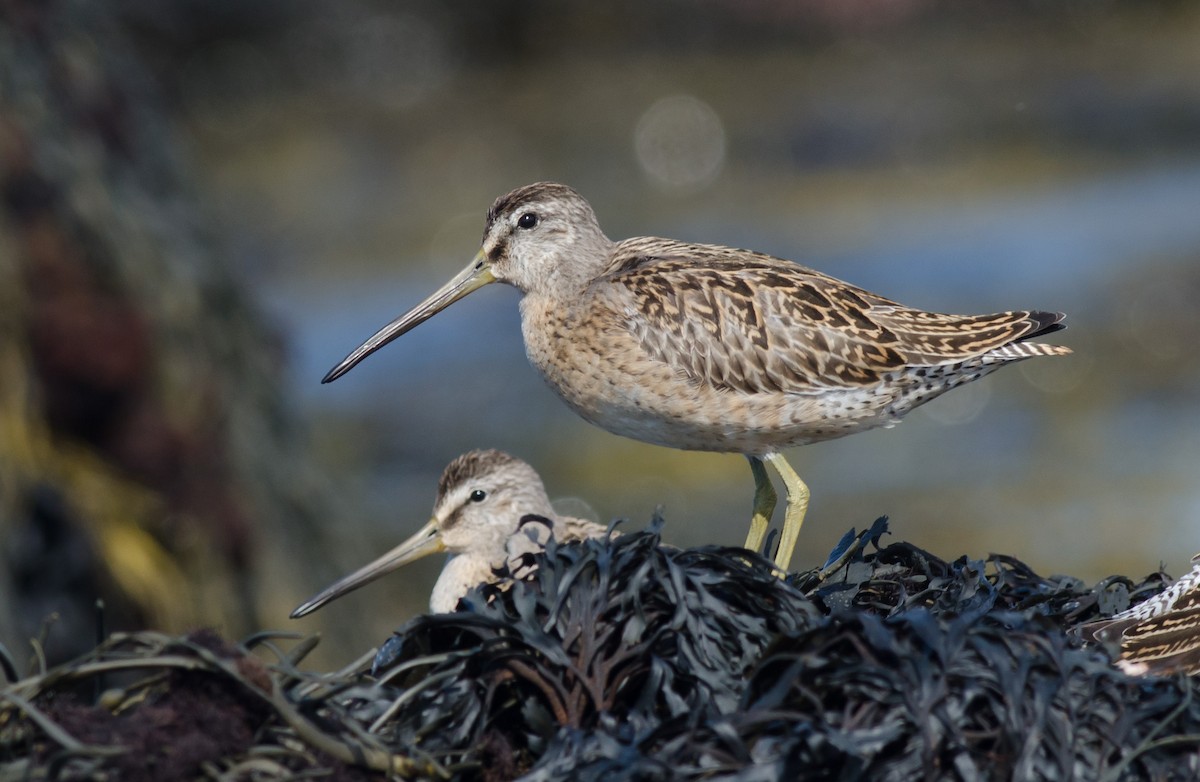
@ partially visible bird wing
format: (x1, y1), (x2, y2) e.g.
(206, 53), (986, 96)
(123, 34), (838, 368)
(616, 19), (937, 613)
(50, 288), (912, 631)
(504, 514), (612, 581)
(1078, 554), (1200, 677)
(596, 239), (1066, 396)
(560, 516), (612, 542)
(505, 514), (555, 580)
(1114, 604), (1200, 676)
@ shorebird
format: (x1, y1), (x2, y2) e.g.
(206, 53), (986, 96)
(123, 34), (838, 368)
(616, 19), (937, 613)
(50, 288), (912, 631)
(1077, 554), (1200, 677)
(291, 449), (607, 615)
(322, 182), (1071, 570)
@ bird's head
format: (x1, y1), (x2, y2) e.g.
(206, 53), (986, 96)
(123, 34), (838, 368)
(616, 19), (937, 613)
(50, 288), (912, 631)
(321, 182), (610, 383)
(288, 449), (554, 618)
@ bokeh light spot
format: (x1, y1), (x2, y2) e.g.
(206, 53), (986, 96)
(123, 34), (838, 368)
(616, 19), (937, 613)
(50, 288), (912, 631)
(918, 381), (992, 426)
(633, 95), (726, 191)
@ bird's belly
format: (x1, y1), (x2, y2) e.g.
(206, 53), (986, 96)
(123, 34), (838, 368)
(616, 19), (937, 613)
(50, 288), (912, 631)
(573, 383), (899, 454)
(520, 302), (902, 455)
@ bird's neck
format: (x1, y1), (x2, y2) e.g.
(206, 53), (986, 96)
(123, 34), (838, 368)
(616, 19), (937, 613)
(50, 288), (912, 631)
(527, 233), (616, 298)
(430, 553), (501, 613)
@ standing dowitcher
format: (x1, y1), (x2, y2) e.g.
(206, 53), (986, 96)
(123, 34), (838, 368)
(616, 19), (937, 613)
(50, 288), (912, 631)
(291, 449), (607, 615)
(1078, 553), (1200, 677)
(323, 182), (1071, 570)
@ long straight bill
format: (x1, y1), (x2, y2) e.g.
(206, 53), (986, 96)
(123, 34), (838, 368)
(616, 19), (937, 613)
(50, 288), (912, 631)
(290, 519), (446, 618)
(322, 252), (495, 383)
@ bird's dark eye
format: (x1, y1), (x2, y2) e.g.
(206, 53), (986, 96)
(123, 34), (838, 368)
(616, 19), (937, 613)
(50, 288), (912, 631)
(470, 489), (487, 503)
(517, 212), (538, 230)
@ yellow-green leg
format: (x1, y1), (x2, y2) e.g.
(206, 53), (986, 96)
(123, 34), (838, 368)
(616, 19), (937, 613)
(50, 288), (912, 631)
(743, 455), (776, 557)
(764, 452), (810, 571)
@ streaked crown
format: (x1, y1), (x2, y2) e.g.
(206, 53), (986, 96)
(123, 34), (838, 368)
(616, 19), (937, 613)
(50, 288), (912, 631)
(480, 182), (613, 295)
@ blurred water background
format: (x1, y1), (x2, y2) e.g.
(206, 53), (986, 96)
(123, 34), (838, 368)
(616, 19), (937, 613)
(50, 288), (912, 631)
(3, 1), (1199, 663)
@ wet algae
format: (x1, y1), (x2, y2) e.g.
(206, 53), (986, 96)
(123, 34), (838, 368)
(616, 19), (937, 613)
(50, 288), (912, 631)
(3, 518), (1198, 780)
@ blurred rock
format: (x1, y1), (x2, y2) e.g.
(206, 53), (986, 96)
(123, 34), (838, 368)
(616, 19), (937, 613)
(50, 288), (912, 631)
(0, 1), (347, 665)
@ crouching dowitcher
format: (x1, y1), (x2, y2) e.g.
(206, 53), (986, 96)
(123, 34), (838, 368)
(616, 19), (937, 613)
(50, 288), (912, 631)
(1077, 553), (1200, 677)
(322, 182), (1071, 570)
(291, 449), (607, 615)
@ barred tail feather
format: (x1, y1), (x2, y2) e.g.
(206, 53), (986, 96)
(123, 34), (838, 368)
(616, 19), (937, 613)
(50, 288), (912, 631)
(982, 311), (1071, 361)
(987, 341), (1073, 361)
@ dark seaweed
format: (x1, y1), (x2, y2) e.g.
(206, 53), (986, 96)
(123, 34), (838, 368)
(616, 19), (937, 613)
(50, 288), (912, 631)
(4, 517), (1197, 781)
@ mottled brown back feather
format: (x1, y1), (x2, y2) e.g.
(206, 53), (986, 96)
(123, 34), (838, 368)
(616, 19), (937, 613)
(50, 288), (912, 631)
(598, 238), (1068, 395)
